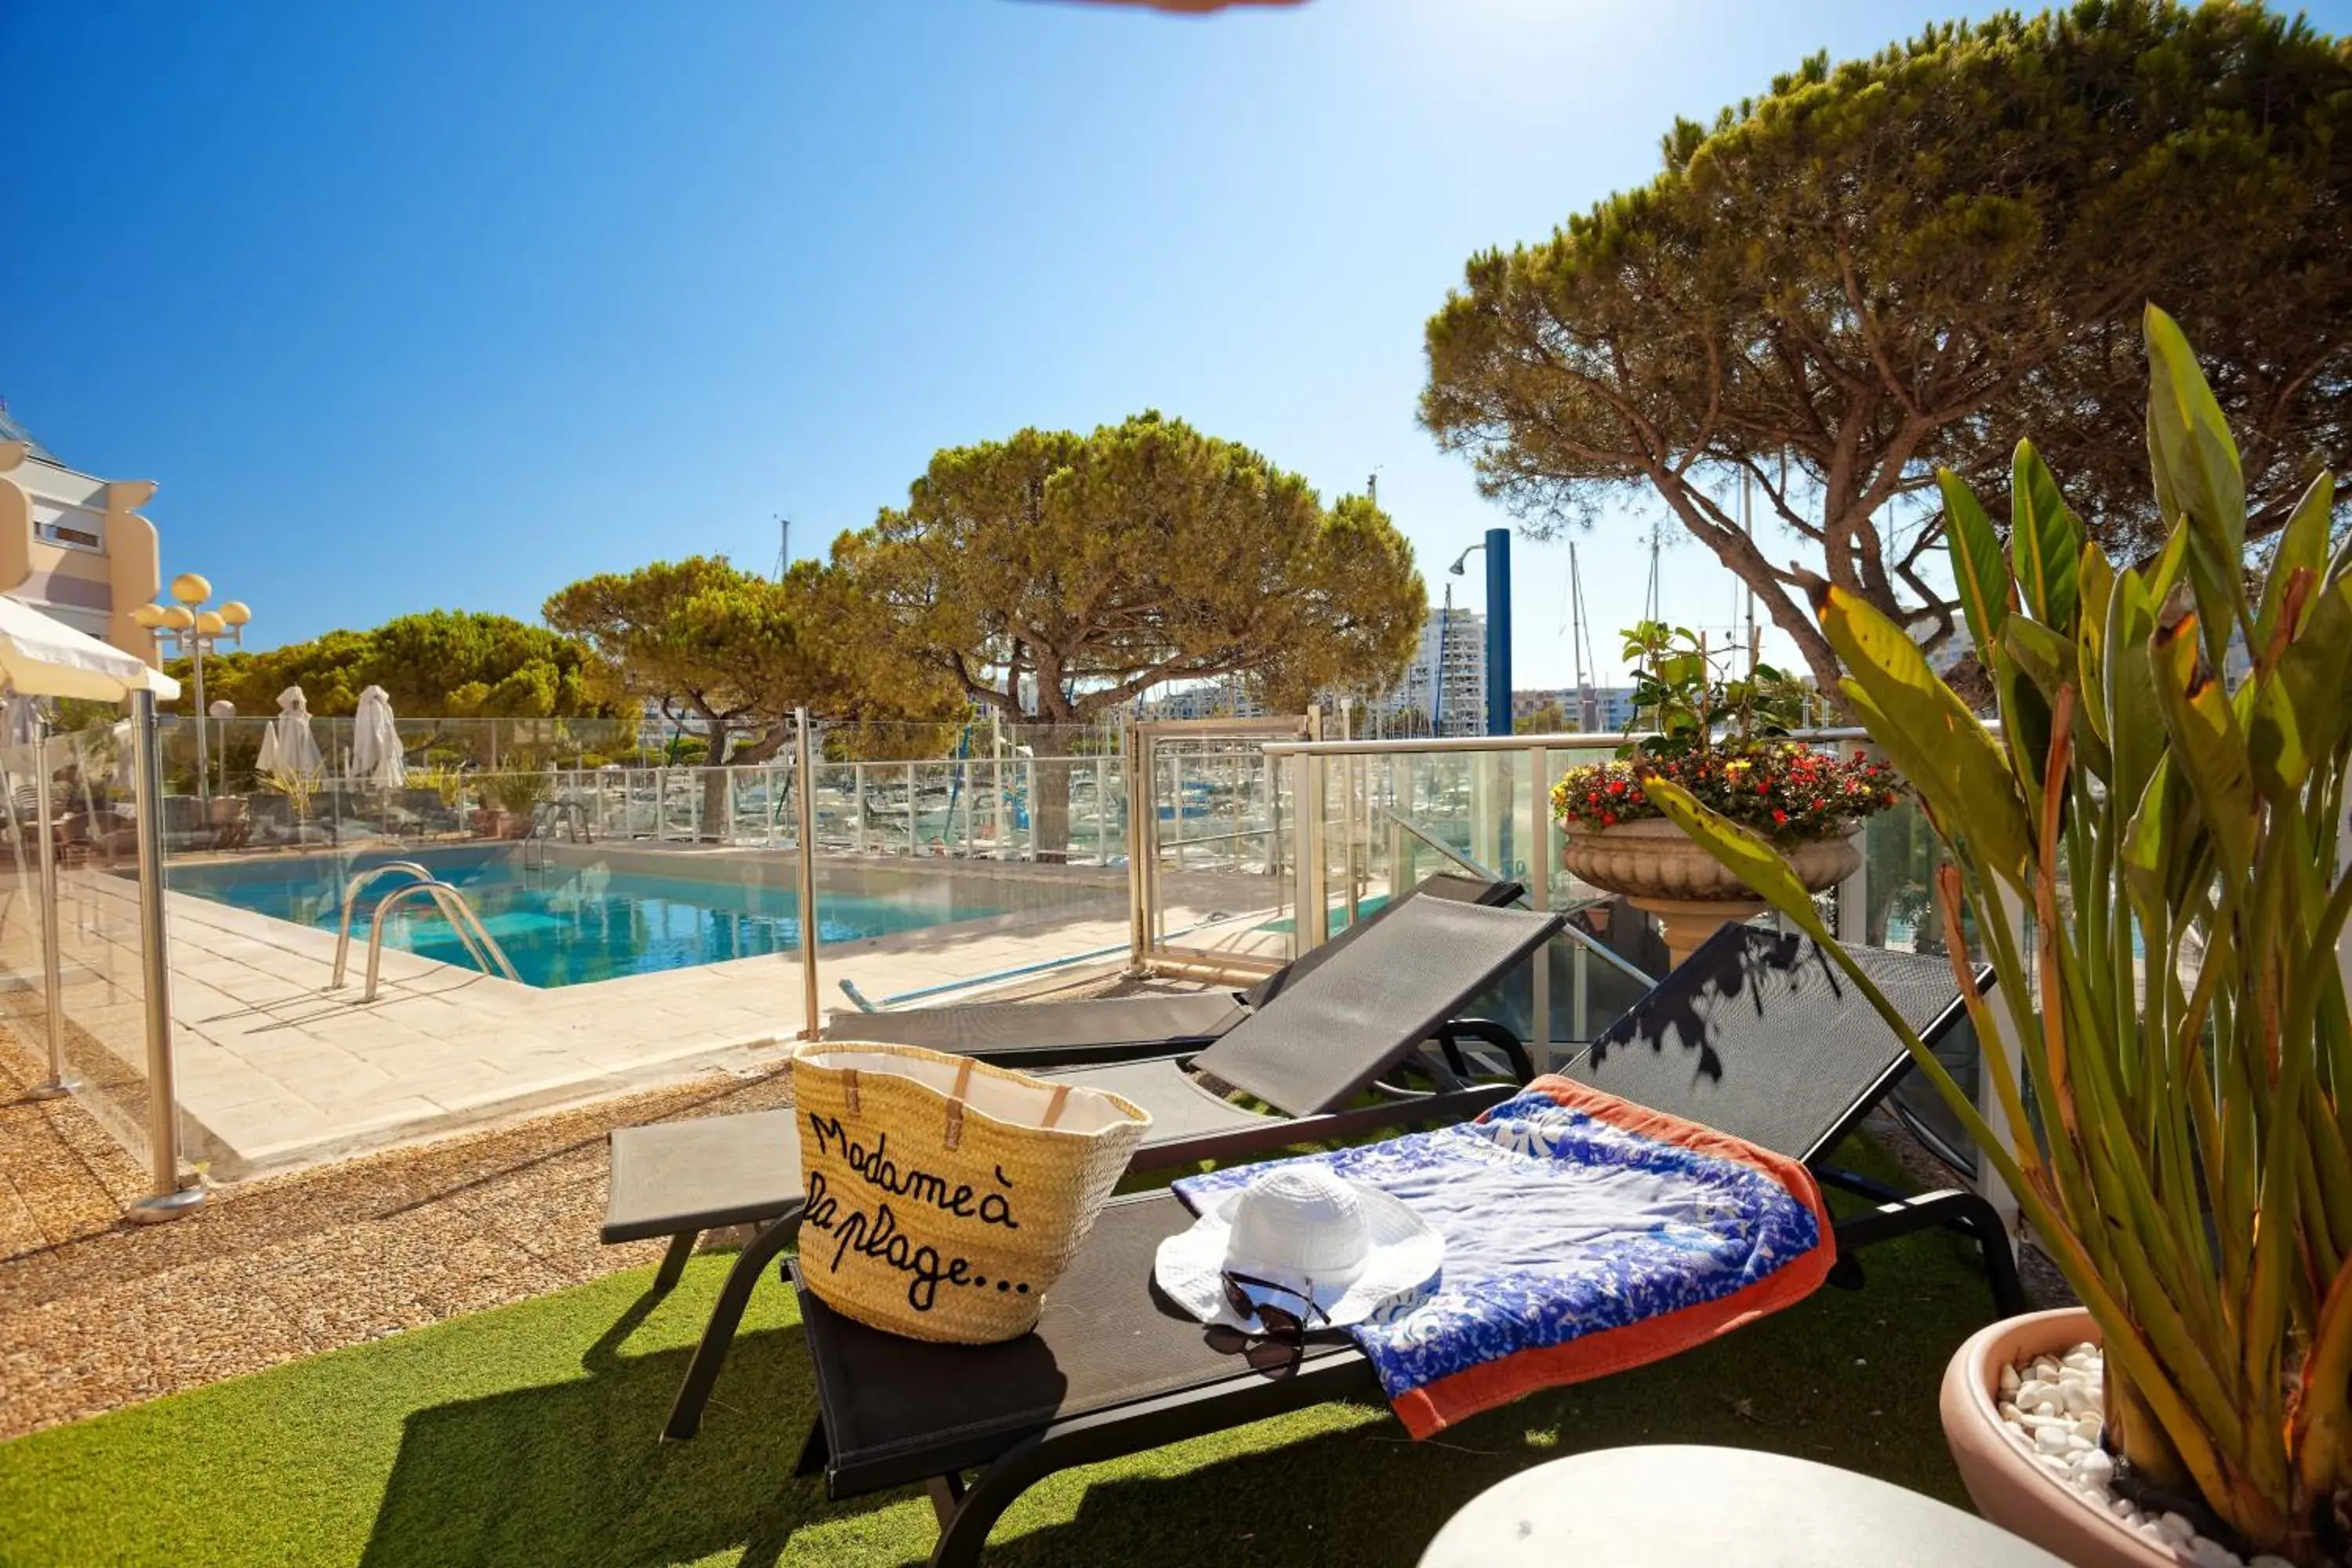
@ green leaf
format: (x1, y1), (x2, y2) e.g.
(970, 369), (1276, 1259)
(2148, 611), (2256, 878)
(2011, 440), (2085, 633)
(2103, 568), (2166, 822)
(2119, 756), (2177, 915)
(1814, 584), (2034, 887)
(1992, 641), (2053, 803)
(2144, 518), (2192, 608)
(1939, 467), (2010, 656)
(2254, 469), (2336, 653)
(2244, 660), (2313, 800)
(2001, 612), (2076, 703)
(2264, 573), (2352, 781)
(2144, 306), (2247, 668)
(2143, 304), (2246, 568)
(2078, 543), (2114, 674)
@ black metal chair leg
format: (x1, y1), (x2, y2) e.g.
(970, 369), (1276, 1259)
(661, 1207), (803, 1443)
(1941, 1188), (2030, 1318)
(652, 1229), (699, 1294)
(927, 1443), (1047, 1568)
(1831, 1186), (2029, 1319)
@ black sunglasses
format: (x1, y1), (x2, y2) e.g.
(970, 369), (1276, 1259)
(1220, 1271), (1330, 1341)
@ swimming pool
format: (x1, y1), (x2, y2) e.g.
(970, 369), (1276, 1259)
(165, 848), (1018, 988)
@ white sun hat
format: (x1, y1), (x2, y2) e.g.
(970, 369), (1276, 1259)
(1154, 1165), (1443, 1331)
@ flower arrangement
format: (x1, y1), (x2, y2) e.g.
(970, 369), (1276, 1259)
(1552, 621), (1899, 843)
(1552, 744), (1899, 843)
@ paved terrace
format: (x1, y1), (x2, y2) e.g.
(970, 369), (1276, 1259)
(0, 846), (1289, 1181)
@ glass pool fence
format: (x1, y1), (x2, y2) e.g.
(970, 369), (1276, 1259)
(0, 703), (2020, 1232)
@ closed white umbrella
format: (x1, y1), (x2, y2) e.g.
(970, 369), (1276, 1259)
(256, 685), (322, 779)
(350, 685), (405, 788)
(0, 692), (42, 748)
(0, 595), (180, 702)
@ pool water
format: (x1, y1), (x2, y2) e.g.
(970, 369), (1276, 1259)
(167, 850), (1014, 988)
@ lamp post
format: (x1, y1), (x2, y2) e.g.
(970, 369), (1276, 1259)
(1447, 527), (1512, 737)
(133, 574), (249, 801)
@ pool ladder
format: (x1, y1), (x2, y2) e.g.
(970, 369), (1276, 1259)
(521, 800), (592, 871)
(328, 862), (521, 1000)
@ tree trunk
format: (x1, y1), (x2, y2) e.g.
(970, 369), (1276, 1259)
(698, 720), (731, 843)
(1029, 722), (1073, 864)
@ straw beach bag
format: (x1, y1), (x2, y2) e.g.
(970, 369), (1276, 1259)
(790, 1042), (1152, 1344)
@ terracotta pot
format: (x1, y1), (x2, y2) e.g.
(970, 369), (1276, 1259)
(1941, 1308), (2176, 1568)
(1560, 818), (1860, 966)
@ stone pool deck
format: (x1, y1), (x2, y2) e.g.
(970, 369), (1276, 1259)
(1, 848), (1290, 1181)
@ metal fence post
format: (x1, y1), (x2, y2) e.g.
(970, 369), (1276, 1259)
(1124, 724), (1145, 967)
(795, 707), (822, 1041)
(27, 735), (71, 1099)
(1526, 742), (1552, 1066)
(128, 691), (202, 1222)
(1341, 753), (1360, 930)
(1096, 752), (1111, 866)
(1572, 944), (1590, 1044)
(1023, 755), (1036, 862)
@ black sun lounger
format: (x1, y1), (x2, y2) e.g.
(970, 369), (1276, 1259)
(782, 926), (2027, 1568)
(604, 896), (1566, 1440)
(818, 871), (1525, 1063)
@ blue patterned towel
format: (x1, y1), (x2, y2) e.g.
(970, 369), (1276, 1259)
(1170, 1076), (1834, 1436)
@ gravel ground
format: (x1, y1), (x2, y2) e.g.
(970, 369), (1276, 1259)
(0, 967), (1167, 1442)
(0, 970), (2063, 1443)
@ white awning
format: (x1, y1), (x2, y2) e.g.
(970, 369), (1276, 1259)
(0, 594), (180, 702)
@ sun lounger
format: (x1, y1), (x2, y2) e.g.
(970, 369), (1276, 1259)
(818, 871), (1525, 1063)
(603, 895), (1566, 1439)
(782, 925), (2026, 1567)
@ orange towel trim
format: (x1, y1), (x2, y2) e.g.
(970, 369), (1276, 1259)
(1390, 1075), (1836, 1439)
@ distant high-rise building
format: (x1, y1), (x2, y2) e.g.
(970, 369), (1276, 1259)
(1374, 606), (1486, 735)
(1141, 678), (1265, 722)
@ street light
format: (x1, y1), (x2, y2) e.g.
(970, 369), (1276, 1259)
(136, 574), (249, 801)
(1446, 528), (1512, 738)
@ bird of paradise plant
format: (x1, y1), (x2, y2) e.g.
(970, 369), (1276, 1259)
(1643, 307), (2351, 1563)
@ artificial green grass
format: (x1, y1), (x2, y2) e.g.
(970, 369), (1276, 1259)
(0, 1141), (2000, 1567)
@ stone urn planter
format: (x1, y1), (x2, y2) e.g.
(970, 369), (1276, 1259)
(1942, 1308), (2183, 1568)
(1560, 817), (1860, 965)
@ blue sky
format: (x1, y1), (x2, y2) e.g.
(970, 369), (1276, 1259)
(13, 1), (2347, 691)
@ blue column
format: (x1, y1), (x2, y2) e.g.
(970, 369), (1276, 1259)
(1483, 527), (1512, 736)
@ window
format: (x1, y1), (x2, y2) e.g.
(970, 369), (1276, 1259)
(31, 499), (103, 552)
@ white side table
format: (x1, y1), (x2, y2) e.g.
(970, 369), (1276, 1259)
(1420, 1444), (2067, 1567)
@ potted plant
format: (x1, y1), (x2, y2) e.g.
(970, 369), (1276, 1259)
(1552, 621), (1900, 963)
(1643, 307), (2350, 1566)
(477, 769), (552, 838)
(256, 764), (323, 826)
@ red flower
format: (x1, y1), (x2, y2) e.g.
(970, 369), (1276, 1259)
(1599, 811), (1618, 826)
(1772, 808), (1788, 826)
